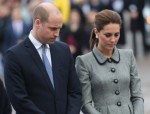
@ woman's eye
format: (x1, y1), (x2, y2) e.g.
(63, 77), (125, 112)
(105, 33), (111, 37)
(104, 33), (120, 38)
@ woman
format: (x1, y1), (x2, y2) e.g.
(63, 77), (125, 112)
(75, 9), (144, 114)
(0, 79), (12, 114)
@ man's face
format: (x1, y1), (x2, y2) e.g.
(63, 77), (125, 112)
(36, 13), (63, 44)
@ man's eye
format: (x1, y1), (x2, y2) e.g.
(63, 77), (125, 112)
(49, 28), (57, 31)
(114, 33), (119, 37)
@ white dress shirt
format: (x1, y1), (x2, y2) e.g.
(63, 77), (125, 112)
(28, 32), (52, 66)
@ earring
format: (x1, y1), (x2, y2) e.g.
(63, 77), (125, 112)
(96, 35), (98, 38)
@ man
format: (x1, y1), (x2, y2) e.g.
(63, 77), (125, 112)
(0, 79), (12, 114)
(4, 2), (81, 114)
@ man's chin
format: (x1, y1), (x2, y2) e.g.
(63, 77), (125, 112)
(48, 41), (55, 44)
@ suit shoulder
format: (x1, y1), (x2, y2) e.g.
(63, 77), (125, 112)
(10, 40), (25, 52)
(4, 39), (27, 61)
(51, 41), (72, 58)
(52, 41), (69, 49)
(5, 42), (23, 53)
(54, 41), (68, 47)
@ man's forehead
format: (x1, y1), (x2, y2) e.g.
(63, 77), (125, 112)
(46, 23), (62, 28)
(46, 16), (63, 27)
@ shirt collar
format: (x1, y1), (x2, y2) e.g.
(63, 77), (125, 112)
(29, 31), (50, 49)
(92, 45), (120, 65)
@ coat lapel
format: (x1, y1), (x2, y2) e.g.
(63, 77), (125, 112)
(23, 38), (55, 95)
(50, 43), (61, 92)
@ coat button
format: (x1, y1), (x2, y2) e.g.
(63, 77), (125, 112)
(107, 58), (112, 63)
(115, 90), (120, 95)
(114, 79), (118, 84)
(117, 101), (121, 106)
(111, 68), (116, 72)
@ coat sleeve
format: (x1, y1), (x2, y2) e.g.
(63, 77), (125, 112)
(4, 50), (45, 114)
(130, 51), (144, 114)
(75, 56), (102, 114)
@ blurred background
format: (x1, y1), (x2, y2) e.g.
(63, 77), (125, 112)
(0, 0), (150, 114)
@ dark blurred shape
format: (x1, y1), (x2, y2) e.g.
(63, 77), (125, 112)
(3, 8), (31, 51)
(61, 5), (86, 59)
(0, 5), (10, 53)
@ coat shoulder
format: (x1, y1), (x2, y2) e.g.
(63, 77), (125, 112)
(118, 49), (134, 57)
(75, 51), (94, 68)
(118, 49), (135, 63)
(76, 52), (93, 61)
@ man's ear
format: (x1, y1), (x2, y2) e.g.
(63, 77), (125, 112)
(35, 19), (41, 29)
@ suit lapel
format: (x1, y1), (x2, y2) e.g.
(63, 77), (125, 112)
(23, 38), (55, 95)
(50, 43), (61, 92)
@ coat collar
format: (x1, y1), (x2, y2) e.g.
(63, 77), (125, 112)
(92, 45), (120, 65)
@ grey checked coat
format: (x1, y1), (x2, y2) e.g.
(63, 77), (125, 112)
(75, 46), (144, 114)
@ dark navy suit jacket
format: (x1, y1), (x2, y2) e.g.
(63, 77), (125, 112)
(0, 79), (12, 114)
(4, 38), (81, 114)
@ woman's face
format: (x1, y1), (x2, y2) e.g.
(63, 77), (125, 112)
(95, 23), (120, 51)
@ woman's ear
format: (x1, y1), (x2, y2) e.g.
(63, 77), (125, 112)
(94, 28), (98, 38)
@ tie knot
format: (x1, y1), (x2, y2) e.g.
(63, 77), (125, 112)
(42, 44), (47, 52)
(42, 44), (46, 48)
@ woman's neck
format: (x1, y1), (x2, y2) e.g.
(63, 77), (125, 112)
(98, 46), (113, 58)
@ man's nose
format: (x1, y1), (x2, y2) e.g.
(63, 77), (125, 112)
(54, 29), (60, 37)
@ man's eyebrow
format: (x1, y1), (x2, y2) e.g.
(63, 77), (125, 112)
(48, 25), (62, 28)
